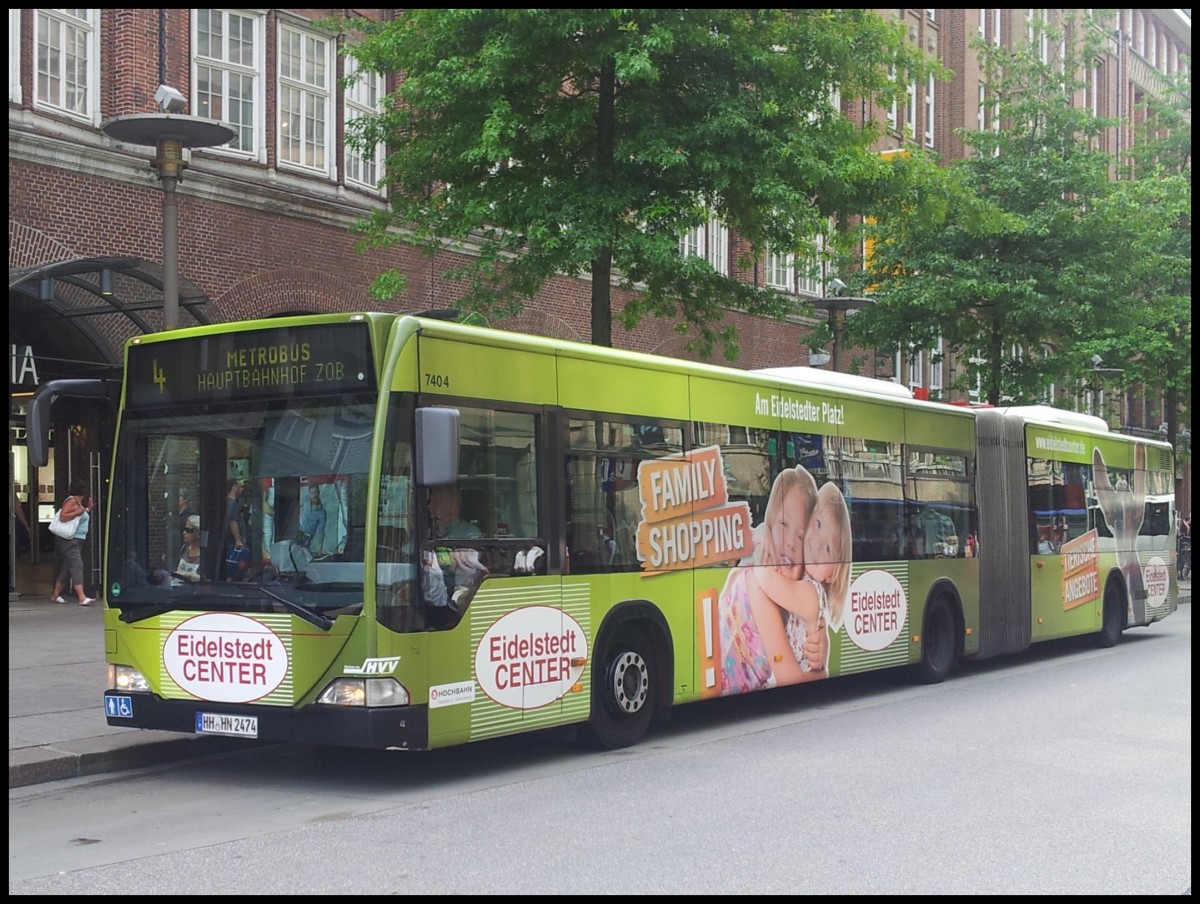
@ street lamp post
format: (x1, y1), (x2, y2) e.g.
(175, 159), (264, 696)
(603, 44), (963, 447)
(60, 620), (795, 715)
(1089, 355), (1124, 424)
(812, 279), (873, 372)
(100, 111), (235, 330)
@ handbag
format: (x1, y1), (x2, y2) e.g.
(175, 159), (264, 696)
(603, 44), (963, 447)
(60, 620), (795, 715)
(224, 543), (251, 580)
(50, 511), (81, 540)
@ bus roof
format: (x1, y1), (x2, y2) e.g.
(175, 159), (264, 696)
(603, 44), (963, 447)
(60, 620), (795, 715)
(753, 366), (915, 400)
(994, 405), (1109, 433)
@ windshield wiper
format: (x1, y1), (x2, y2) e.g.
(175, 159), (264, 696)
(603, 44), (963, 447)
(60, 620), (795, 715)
(230, 581), (335, 631)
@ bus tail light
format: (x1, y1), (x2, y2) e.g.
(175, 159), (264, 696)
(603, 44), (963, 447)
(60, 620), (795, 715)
(107, 664), (150, 693)
(317, 677), (409, 707)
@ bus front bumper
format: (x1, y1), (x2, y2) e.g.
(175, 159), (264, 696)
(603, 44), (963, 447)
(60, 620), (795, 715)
(103, 692), (430, 750)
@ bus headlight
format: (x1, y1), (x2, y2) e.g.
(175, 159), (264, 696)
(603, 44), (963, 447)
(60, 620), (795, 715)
(107, 664), (150, 693)
(316, 677), (409, 707)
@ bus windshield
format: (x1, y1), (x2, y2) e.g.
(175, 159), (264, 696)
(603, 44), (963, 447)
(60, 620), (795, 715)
(106, 395), (381, 625)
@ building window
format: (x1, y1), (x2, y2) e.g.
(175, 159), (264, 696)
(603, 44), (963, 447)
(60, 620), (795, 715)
(929, 338), (944, 399)
(906, 80), (917, 139)
(9, 10), (21, 104)
(34, 8), (97, 121)
(924, 73), (935, 148)
(797, 234), (827, 297)
(1086, 60), (1101, 117)
(886, 64), (898, 131)
(680, 215), (729, 276)
(968, 352), (986, 404)
(343, 53), (385, 193)
(1027, 9), (1049, 64)
(278, 22), (332, 176)
(980, 9), (1002, 47)
(908, 346), (925, 391)
(764, 248), (794, 292)
(194, 9), (262, 157)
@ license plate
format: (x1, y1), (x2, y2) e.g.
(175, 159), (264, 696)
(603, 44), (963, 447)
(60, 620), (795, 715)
(196, 712), (258, 739)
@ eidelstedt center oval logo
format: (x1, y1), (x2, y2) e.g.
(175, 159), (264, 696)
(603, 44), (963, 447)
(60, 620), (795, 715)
(163, 612), (289, 703)
(474, 606), (587, 710)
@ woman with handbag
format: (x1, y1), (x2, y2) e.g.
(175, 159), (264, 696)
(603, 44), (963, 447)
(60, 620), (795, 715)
(49, 478), (94, 606)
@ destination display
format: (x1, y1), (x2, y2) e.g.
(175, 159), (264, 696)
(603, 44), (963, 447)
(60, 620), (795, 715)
(126, 322), (376, 408)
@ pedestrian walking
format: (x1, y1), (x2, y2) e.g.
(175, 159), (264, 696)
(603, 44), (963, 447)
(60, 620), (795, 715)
(49, 477), (95, 606)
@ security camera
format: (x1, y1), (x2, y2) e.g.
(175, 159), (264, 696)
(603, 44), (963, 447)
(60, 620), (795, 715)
(828, 277), (848, 297)
(1091, 354), (1103, 367)
(154, 84), (187, 114)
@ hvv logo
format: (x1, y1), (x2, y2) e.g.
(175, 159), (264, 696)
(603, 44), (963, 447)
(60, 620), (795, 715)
(344, 657), (401, 675)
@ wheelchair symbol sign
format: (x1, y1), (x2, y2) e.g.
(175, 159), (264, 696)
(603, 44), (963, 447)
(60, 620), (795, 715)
(105, 695), (133, 718)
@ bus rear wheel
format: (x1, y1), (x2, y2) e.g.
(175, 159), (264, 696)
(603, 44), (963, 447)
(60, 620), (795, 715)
(1098, 578), (1124, 648)
(917, 596), (958, 684)
(582, 627), (656, 750)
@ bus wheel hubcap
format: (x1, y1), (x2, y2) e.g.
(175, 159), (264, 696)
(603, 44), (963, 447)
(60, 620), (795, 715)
(609, 650), (647, 715)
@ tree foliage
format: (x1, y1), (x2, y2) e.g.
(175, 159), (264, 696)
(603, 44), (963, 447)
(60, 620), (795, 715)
(850, 12), (1190, 412)
(1116, 69), (1191, 450)
(342, 9), (927, 358)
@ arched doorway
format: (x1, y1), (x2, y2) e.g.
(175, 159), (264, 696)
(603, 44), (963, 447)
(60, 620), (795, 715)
(8, 257), (213, 598)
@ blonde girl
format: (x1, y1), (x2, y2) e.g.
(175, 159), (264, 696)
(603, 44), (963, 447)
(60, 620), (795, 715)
(718, 466), (823, 692)
(750, 480), (851, 684)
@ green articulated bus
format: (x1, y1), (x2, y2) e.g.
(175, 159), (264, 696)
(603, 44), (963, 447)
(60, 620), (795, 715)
(27, 313), (1179, 750)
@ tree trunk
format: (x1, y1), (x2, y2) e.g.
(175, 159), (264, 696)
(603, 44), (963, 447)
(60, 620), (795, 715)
(591, 57), (617, 348)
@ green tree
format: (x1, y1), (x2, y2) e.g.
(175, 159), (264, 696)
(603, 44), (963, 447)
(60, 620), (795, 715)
(1114, 70), (1191, 454)
(851, 12), (1159, 406)
(343, 9), (926, 358)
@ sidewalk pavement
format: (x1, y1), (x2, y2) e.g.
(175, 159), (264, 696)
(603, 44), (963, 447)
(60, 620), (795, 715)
(8, 579), (1193, 790)
(8, 594), (247, 789)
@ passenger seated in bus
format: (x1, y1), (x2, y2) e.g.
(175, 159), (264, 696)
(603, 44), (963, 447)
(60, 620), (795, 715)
(751, 480), (852, 682)
(152, 514), (207, 586)
(717, 466), (829, 694)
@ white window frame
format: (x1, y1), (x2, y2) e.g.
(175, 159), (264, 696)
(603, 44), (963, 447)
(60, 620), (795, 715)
(9, 10), (21, 104)
(886, 64), (898, 131)
(277, 21), (334, 178)
(680, 215), (729, 276)
(193, 9), (264, 161)
(1028, 9), (1049, 64)
(929, 337), (944, 398)
(968, 352), (986, 404)
(797, 234), (827, 297)
(905, 80), (917, 139)
(343, 53), (386, 194)
(924, 73), (935, 148)
(764, 248), (795, 292)
(1087, 60), (1100, 117)
(907, 345), (925, 390)
(978, 83), (987, 131)
(33, 8), (99, 123)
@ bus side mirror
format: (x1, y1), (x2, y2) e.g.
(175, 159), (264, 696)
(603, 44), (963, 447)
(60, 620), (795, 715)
(25, 378), (118, 467)
(416, 407), (460, 486)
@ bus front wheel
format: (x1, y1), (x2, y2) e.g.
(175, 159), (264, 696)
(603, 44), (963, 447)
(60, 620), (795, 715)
(582, 627), (656, 750)
(917, 596), (958, 684)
